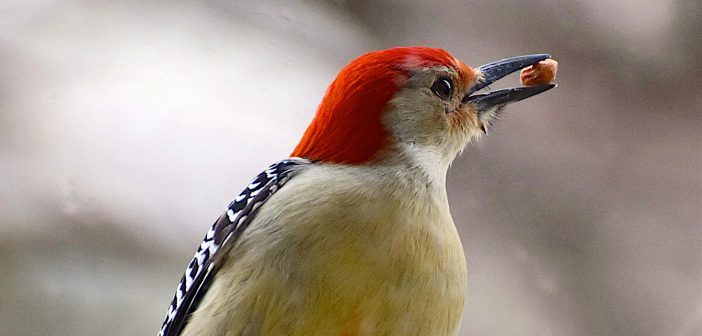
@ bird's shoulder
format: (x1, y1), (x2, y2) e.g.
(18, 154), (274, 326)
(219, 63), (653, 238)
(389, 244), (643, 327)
(157, 158), (311, 336)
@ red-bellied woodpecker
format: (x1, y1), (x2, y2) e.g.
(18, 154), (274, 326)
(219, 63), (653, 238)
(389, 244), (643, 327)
(157, 47), (557, 336)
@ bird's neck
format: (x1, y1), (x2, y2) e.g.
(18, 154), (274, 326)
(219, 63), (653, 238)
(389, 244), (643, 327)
(346, 145), (451, 203)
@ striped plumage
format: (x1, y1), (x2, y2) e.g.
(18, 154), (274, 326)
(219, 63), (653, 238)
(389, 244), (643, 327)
(158, 159), (310, 336)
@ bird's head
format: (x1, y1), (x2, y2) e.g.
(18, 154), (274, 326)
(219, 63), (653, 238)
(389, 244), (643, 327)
(292, 46), (555, 168)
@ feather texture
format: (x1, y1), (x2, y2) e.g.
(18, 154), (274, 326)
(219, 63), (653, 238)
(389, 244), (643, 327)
(291, 47), (471, 165)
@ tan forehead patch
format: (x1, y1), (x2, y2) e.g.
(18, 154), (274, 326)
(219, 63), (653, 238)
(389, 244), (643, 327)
(452, 56), (476, 87)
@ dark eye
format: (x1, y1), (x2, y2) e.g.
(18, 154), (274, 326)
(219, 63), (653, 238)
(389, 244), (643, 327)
(431, 77), (453, 100)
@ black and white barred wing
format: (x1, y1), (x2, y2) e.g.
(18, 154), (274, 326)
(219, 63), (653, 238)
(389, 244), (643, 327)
(158, 158), (310, 336)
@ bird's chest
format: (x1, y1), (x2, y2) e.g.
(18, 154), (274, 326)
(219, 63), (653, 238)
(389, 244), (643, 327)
(288, 196), (467, 335)
(213, 168), (468, 336)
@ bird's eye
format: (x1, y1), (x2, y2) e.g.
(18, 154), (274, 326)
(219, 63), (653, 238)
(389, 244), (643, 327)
(431, 77), (453, 100)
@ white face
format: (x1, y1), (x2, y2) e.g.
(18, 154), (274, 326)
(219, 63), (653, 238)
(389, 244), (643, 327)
(382, 66), (487, 168)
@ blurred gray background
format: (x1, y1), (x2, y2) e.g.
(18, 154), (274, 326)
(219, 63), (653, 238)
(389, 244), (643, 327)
(1, 0), (700, 335)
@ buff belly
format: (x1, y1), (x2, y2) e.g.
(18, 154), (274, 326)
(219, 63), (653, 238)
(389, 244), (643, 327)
(180, 166), (467, 336)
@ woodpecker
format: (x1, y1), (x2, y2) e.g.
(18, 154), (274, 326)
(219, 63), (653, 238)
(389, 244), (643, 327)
(157, 47), (556, 336)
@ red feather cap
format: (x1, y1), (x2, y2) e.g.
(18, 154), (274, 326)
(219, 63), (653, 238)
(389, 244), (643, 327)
(291, 47), (470, 164)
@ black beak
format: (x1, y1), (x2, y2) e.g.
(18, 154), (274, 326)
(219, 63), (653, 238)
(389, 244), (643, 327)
(463, 54), (556, 110)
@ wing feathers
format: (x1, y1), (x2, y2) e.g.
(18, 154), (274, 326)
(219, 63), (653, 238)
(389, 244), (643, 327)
(157, 159), (310, 336)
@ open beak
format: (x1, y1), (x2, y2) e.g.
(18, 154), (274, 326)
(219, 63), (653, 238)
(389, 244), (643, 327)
(462, 54), (556, 113)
